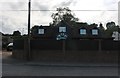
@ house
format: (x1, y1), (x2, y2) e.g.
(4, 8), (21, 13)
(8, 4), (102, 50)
(31, 21), (102, 40)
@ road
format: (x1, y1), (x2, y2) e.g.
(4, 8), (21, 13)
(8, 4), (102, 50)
(1, 51), (119, 77)
(2, 64), (118, 76)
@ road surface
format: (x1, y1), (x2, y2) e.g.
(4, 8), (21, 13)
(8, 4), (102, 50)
(1, 51), (119, 77)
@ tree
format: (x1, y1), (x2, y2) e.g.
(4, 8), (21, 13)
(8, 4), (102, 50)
(31, 25), (39, 36)
(50, 7), (79, 26)
(98, 23), (105, 31)
(13, 30), (21, 37)
(97, 23), (105, 37)
(106, 21), (116, 29)
(105, 22), (119, 37)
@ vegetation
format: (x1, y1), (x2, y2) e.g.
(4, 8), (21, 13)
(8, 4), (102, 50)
(12, 30), (22, 39)
(105, 22), (119, 37)
(13, 30), (21, 36)
(31, 25), (39, 36)
(50, 7), (79, 26)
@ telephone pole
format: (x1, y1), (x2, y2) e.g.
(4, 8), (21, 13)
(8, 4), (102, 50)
(27, 0), (31, 60)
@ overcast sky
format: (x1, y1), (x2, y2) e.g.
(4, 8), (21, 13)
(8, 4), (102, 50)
(0, 0), (120, 34)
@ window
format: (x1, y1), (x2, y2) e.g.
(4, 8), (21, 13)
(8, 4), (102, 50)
(80, 29), (86, 35)
(38, 29), (44, 34)
(59, 27), (66, 32)
(92, 29), (98, 35)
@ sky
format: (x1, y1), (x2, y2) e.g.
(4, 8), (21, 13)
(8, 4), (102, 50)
(0, 0), (120, 34)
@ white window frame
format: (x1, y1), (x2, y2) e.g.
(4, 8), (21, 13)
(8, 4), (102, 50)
(80, 29), (86, 35)
(59, 27), (66, 32)
(38, 29), (44, 34)
(92, 29), (98, 35)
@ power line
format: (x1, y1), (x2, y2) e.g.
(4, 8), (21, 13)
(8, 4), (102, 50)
(1, 9), (118, 11)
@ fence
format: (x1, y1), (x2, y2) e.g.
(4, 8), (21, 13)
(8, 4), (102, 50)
(13, 39), (119, 51)
(12, 39), (119, 63)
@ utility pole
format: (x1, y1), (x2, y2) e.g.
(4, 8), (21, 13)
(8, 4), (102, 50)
(27, 0), (31, 60)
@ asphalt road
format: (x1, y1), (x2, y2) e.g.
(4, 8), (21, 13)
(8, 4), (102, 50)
(2, 64), (118, 76)
(1, 51), (119, 77)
